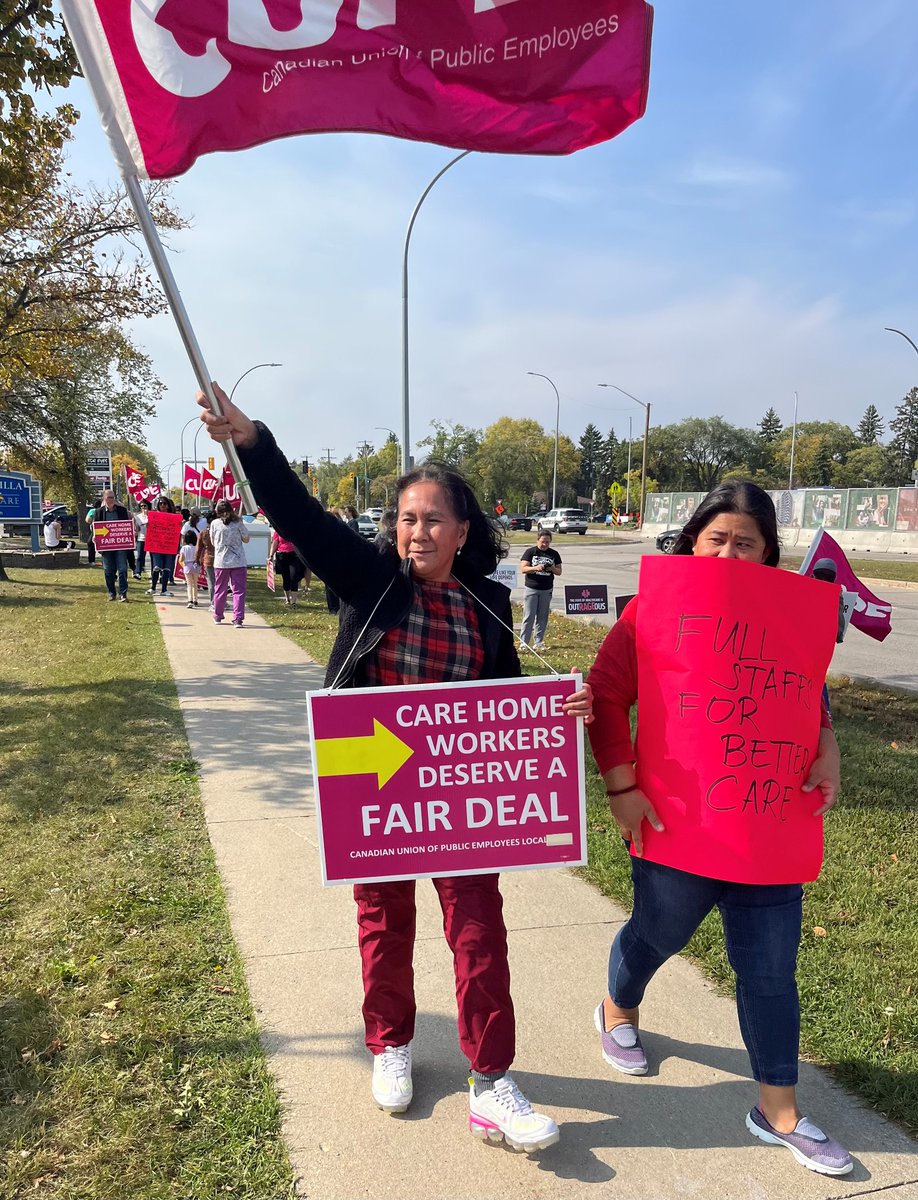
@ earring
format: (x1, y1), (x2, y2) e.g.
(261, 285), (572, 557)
(456, 544), (463, 557)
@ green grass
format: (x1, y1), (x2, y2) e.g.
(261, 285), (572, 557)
(248, 575), (918, 1134)
(0, 568), (296, 1200)
(783, 557), (918, 584)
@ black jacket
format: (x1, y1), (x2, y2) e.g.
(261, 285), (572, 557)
(239, 424), (521, 688)
(95, 503), (130, 524)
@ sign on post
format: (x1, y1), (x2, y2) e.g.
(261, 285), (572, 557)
(86, 447), (113, 496)
(93, 519), (136, 551)
(0, 472), (34, 521)
(307, 674), (586, 885)
(564, 585), (609, 615)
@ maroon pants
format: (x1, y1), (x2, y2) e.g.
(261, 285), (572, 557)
(354, 874), (515, 1074)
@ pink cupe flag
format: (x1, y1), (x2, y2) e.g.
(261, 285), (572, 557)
(200, 468), (220, 502)
(184, 465), (203, 495)
(799, 529), (893, 643)
(59, 0), (653, 180)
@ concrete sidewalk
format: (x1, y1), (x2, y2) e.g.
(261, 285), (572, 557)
(154, 595), (918, 1200)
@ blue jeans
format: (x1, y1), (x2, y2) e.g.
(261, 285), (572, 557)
(101, 550), (128, 598)
(610, 856), (802, 1086)
(135, 542), (146, 575)
(149, 552), (173, 592)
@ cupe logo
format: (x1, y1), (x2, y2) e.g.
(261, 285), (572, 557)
(131, 0), (524, 97)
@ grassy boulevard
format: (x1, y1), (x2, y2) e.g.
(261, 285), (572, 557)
(247, 575), (918, 1136)
(0, 568), (295, 1200)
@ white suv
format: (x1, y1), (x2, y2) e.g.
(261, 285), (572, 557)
(537, 508), (588, 535)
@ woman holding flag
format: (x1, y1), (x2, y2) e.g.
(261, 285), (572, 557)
(198, 384), (593, 1155)
(586, 480), (853, 1177)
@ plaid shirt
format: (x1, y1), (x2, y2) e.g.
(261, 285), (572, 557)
(364, 579), (484, 686)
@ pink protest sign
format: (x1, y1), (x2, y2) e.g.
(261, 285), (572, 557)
(266, 558), (276, 593)
(60, 1), (653, 180)
(634, 557), (838, 885)
(308, 674), (586, 885)
(92, 519), (136, 551)
(145, 511), (183, 555)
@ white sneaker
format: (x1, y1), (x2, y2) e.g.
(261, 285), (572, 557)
(371, 1043), (413, 1113)
(468, 1074), (559, 1152)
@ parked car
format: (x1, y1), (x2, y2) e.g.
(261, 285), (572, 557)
(362, 507), (384, 522)
(537, 508), (588, 535)
(656, 528), (682, 554)
(505, 513), (532, 531)
(356, 514), (379, 539)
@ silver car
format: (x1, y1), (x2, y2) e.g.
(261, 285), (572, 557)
(537, 508), (588, 535)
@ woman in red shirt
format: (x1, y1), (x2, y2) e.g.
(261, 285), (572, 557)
(587, 480), (852, 1178)
(269, 529), (312, 605)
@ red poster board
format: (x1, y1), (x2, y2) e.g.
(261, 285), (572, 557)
(307, 675), (586, 886)
(145, 511), (183, 555)
(92, 518), (136, 551)
(634, 557), (838, 884)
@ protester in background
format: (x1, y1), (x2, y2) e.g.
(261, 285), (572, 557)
(198, 384), (594, 1155)
(148, 494), (177, 597)
(344, 505), (360, 533)
(43, 513), (73, 552)
(178, 529), (201, 608)
(95, 489), (131, 602)
(519, 531), (562, 651)
(211, 498), (249, 627)
(270, 528), (310, 606)
(586, 480), (852, 1178)
(133, 499), (150, 578)
(195, 510), (217, 604)
(84, 501), (98, 565)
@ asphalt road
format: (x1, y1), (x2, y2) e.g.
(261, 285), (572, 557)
(508, 535), (918, 693)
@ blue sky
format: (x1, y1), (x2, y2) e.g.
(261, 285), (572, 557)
(58, 0), (918, 478)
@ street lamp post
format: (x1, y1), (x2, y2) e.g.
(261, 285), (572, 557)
(402, 150), (471, 478)
(527, 372), (561, 508)
(788, 390), (799, 489)
(178, 415), (199, 507)
(598, 384), (651, 527)
(885, 326), (918, 358)
(230, 361), (281, 404)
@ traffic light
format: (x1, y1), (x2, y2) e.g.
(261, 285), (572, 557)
(303, 457), (309, 474)
(207, 456), (215, 471)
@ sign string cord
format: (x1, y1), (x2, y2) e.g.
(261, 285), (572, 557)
(450, 574), (561, 676)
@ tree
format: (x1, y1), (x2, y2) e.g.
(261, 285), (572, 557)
(1, 330), (159, 514)
(857, 404), (885, 446)
(889, 387), (918, 483)
(772, 421), (858, 487)
(831, 445), (897, 489)
(110, 441), (163, 490)
(576, 423), (603, 496)
(0, 3), (78, 197)
(758, 407), (783, 441)
(472, 417), (548, 510)
(593, 429), (619, 511)
(668, 417), (757, 492)
(0, 140), (184, 401)
(416, 420), (481, 470)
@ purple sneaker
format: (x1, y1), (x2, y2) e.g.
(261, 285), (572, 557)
(746, 1107), (853, 1176)
(593, 1003), (647, 1075)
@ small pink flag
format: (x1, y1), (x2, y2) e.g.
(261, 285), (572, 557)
(184, 465), (202, 495)
(799, 529), (892, 642)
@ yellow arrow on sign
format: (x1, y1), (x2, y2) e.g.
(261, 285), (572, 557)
(95, 526), (110, 537)
(314, 719), (413, 788)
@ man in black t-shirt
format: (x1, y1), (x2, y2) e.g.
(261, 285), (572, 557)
(519, 531), (562, 651)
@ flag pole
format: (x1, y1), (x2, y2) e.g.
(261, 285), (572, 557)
(121, 173), (258, 514)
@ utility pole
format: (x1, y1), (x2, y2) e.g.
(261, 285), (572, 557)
(357, 441), (374, 510)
